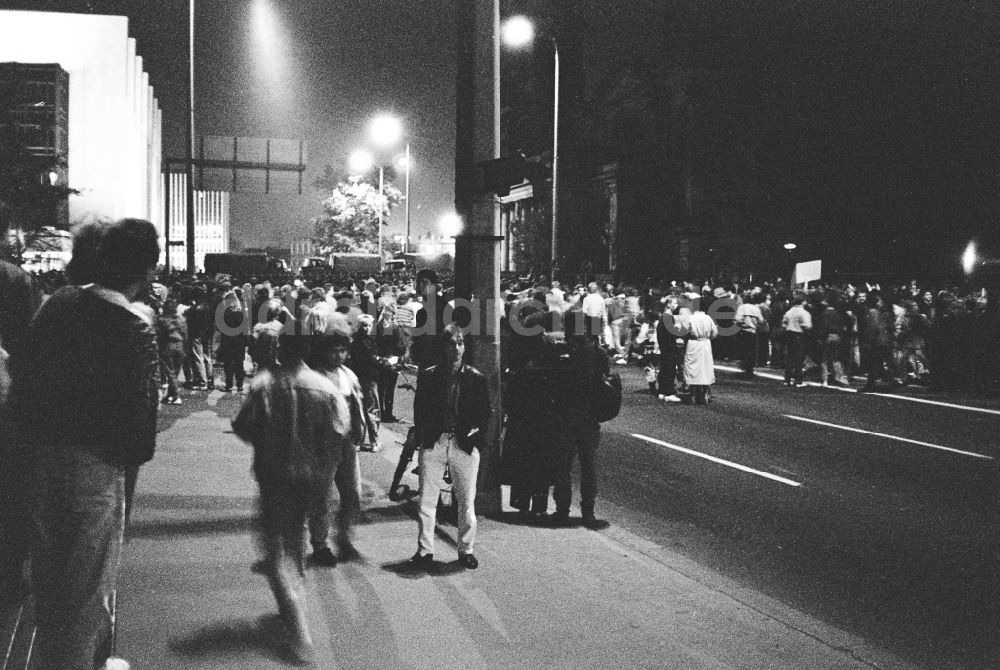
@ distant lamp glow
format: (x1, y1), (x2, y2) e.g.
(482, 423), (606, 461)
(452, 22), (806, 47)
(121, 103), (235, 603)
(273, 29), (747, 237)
(440, 213), (463, 237)
(962, 241), (977, 275)
(348, 149), (374, 175)
(502, 15), (535, 48)
(396, 155), (410, 170)
(48, 171), (58, 186)
(783, 242), (797, 251)
(369, 115), (402, 148)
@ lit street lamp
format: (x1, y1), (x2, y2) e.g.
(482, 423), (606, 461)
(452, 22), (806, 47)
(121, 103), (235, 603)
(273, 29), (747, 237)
(502, 15), (560, 275)
(363, 114), (409, 268)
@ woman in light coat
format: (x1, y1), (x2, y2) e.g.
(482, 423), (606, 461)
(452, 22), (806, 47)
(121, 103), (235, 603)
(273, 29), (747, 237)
(681, 301), (718, 405)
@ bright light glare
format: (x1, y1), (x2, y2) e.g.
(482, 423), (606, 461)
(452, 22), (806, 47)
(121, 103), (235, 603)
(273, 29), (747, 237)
(502, 16), (535, 48)
(440, 213), (463, 237)
(396, 155), (410, 170)
(369, 115), (402, 147)
(783, 242), (797, 250)
(962, 241), (977, 275)
(348, 149), (374, 174)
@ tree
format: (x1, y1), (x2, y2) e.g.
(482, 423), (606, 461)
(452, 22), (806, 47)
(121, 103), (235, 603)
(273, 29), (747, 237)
(312, 173), (402, 255)
(0, 127), (78, 263)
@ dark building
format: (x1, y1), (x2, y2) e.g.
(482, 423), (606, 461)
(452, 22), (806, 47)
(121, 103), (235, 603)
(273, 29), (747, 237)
(0, 62), (70, 230)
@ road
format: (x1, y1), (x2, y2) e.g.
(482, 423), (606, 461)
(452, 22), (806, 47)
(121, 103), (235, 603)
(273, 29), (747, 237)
(593, 362), (1000, 669)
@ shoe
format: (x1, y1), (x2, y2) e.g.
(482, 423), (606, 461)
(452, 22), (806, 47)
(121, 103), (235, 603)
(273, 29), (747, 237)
(821, 381), (829, 388)
(409, 551), (434, 569)
(615, 358), (627, 365)
(161, 396), (182, 405)
(663, 395), (681, 403)
(237, 387), (244, 394)
(458, 553), (479, 569)
(658, 394), (666, 401)
(858, 385), (876, 393)
(223, 387), (233, 393)
(783, 380), (792, 386)
(310, 546), (338, 567)
(547, 511), (573, 527)
(382, 414), (399, 423)
(795, 382), (807, 388)
(360, 443), (382, 453)
(410, 466), (421, 476)
(250, 558), (268, 575)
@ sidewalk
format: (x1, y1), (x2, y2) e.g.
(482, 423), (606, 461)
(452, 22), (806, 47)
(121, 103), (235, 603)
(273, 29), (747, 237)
(3, 382), (916, 669)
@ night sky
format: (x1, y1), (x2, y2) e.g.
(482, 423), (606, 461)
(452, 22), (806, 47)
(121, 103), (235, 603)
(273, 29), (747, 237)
(3, 0), (998, 275)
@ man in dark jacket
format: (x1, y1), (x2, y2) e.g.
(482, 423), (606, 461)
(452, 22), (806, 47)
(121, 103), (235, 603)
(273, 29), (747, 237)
(11, 218), (160, 670)
(0, 258), (43, 613)
(411, 324), (492, 570)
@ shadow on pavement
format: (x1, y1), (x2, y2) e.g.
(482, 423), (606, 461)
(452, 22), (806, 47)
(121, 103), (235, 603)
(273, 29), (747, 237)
(168, 614), (292, 665)
(380, 558), (467, 580)
(129, 514), (255, 540)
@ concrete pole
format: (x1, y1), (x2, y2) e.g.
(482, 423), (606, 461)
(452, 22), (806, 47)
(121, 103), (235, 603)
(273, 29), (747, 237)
(455, 0), (503, 514)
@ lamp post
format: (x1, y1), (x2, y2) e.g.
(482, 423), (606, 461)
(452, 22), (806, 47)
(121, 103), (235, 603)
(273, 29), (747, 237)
(502, 16), (559, 276)
(368, 115), (404, 269)
(397, 147), (411, 254)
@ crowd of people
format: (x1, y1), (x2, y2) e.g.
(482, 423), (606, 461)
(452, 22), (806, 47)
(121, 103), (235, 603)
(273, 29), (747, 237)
(3, 221), (998, 666)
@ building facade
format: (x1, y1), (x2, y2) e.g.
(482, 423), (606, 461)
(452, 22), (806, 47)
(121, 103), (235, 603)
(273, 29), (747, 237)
(0, 10), (162, 230)
(163, 172), (229, 272)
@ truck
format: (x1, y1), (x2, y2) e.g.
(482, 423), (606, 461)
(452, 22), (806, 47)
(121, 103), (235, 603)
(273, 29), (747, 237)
(327, 253), (382, 275)
(203, 253), (269, 278)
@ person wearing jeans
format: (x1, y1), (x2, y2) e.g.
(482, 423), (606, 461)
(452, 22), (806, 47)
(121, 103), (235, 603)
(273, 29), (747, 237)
(12, 218), (161, 670)
(411, 325), (491, 570)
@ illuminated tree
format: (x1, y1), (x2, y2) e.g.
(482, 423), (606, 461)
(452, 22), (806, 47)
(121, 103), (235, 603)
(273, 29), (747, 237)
(312, 173), (402, 255)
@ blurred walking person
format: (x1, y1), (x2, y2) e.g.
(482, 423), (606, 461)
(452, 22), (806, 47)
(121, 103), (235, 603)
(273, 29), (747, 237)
(233, 332), (346, 664)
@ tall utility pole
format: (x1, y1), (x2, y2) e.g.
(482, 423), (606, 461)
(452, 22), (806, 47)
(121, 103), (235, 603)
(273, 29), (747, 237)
(550, 39), (560, 277)
(455, 0), (502, 513)
(185, 0), (196, 272)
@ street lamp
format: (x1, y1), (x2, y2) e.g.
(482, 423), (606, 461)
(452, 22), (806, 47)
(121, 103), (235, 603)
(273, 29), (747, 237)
(397, 149), (411, 254)
(364, 115), (409, 266)
(963, 240), (977, 275)
(502, 15), (560, 276)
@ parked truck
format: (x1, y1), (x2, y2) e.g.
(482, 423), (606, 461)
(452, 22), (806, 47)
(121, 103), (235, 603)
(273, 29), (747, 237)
(203, 253), (269, 278)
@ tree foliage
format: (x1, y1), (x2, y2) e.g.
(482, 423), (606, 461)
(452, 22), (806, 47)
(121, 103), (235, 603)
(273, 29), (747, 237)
(0, 127), (78, 262)
(312, 173), (402, 255)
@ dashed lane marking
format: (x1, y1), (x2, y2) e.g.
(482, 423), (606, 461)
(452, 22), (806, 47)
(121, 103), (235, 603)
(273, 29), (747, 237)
(631, 433), (803, 487)
(715, 364), (1000, 414)
(784, 414), (994, 460)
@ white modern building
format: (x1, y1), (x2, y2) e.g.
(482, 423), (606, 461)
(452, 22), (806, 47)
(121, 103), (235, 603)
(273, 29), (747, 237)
(0, 10), (163, 229)
(163, 173), (230, 271)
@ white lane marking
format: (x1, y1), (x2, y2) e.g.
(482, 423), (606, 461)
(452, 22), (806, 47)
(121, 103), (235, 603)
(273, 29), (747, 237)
(860, 392), (1000, 416)
(715, 364), (1000, 413)
(784, 415), (994, 460)
(631, 433), (802, 487)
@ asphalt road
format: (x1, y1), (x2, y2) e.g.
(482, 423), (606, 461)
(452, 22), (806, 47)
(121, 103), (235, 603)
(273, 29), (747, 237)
(592, 362), (1000, 669)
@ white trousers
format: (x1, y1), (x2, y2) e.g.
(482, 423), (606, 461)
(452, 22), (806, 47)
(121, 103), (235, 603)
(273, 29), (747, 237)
(417, 435), (479, 556)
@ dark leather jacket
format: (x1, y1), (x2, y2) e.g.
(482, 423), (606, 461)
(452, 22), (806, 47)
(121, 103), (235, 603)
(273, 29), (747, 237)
(414, 363), (492, 454)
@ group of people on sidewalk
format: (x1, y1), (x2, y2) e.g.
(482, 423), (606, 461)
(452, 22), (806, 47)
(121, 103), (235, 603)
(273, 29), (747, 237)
(0, 220), (499, 668)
